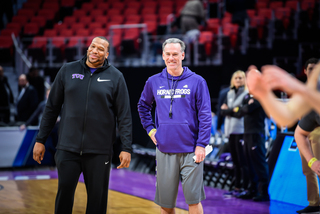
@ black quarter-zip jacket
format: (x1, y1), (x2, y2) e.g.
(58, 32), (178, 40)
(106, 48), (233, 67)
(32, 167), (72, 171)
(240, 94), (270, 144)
(36, 56), (132, 155)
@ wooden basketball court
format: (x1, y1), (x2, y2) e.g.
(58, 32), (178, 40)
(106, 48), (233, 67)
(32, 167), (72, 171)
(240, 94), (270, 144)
(0, 179), (188, 214)
(0, 167), (303, 213)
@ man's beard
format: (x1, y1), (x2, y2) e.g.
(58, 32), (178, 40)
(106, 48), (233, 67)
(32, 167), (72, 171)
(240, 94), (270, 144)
(88, 56), (99, 64)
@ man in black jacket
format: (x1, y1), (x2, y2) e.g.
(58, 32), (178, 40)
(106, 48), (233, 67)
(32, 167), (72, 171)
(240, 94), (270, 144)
(16, 74), (38, 125)
(232, 93), (269, 201)
(33, 36), (132, 214)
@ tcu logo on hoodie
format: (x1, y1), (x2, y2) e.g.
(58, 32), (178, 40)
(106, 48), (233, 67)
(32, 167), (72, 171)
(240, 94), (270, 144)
(72, 74), (84, 80)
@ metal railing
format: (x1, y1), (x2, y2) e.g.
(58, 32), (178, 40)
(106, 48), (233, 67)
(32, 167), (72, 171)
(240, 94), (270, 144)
(109, 23), (149, 66)
(12, 33), (32, 75)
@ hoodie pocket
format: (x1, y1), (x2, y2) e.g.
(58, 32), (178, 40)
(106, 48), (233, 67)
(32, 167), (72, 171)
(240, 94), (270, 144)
(155, 123), (194, 151)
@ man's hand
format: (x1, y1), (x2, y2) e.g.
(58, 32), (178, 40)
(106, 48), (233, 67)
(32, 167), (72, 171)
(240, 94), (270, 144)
(150, 131), (157, 145)
(221, 103), (228, 110)
(233, 107), (239, 112)
(20, 124), (26, 131)
(194, 146), (205, 163)
(117, 151), (131, 169)
(311, 160), (320, 176)
(33, 142), (45, 164)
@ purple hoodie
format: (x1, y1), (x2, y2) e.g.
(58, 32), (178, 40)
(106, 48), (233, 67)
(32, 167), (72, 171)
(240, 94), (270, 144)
(138, 67), (211, 153)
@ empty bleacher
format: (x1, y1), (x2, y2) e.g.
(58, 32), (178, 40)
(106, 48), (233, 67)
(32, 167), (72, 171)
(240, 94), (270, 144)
(2, 0), (319, 73)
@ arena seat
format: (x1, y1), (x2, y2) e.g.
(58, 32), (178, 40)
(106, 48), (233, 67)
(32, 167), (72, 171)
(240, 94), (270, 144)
(269, 1), (283, 10)
(198, 31), (214, 61)
(43, 29), (58, 37)
(79, 17), (93, 29)
(28, 36), (47, 63)
(1, 28), (20, 37)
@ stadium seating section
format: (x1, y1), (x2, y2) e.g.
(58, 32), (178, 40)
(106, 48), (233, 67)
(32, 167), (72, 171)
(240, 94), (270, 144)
(0, 0), (319, 71)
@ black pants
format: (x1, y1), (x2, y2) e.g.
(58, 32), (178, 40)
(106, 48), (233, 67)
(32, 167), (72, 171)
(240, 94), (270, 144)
(54, 150), (112, 214)
(228, 134), (249, 189)
(243, 133), (269, 196)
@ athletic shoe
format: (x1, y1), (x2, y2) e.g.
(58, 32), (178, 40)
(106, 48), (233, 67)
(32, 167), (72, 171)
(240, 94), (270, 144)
(223, 189), (241, 198)
(296, 205), (320, 213)
(236, 190), (255, 199)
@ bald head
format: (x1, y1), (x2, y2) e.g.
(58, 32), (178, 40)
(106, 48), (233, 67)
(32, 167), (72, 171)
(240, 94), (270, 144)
(18, 74), (28, 88)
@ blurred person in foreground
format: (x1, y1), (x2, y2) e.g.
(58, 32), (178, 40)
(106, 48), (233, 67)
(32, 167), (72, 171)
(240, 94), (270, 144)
(33, 36), (132, 214)
(246, 62), (320, 127)
(138, 38), (211, 214)
(246, 61), (320, 189)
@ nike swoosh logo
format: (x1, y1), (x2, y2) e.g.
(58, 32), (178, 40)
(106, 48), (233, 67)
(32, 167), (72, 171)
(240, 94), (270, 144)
(105, 161), (109, 165)
(97, 77), (111, 82)
(160, 86), (165, 88)
(252, 146), (257, 150)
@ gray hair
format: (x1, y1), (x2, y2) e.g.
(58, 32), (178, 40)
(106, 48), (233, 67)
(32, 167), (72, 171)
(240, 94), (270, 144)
(162, 38), (185, 52)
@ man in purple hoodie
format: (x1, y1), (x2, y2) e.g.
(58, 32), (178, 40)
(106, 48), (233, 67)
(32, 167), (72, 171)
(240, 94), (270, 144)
(138, 38), (211, 214)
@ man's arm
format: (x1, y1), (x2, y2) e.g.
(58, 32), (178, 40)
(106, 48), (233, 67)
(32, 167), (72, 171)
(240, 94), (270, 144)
(113, 74), (132, 170)
(220, 95), (234, 116)
(196, 80), (212, 147)
(194, 79), (211, 163)
(301, 89), (320, 116)
(115, 74), (132, 155)
(295, 125), (320, 176)
(137, 79), (156, 137)
(259, 93), (309, 127)
(300, 63), (320, 115)
(247, 68), (311, 127)
(220, 105), (234, 116)
(232, 96), (261, 118)
(33, 66), (65, 164)
(294, 125), (313, 163)
(260, 65), (317, 124)
(35, 66), (64, 144)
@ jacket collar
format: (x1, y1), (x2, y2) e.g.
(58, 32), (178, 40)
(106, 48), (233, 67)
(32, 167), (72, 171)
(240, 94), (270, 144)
(80, 55), (110, 73)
